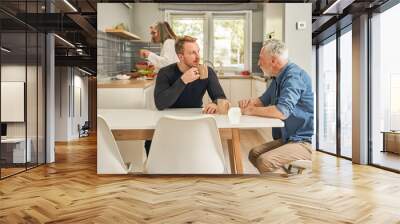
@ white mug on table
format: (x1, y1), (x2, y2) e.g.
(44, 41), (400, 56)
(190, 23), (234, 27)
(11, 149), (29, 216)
(228, 107), (241, 124)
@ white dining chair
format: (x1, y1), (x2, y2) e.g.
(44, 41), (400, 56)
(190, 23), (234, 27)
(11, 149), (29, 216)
(97, 115), (134, 174)
(116, 140), (147, 172)
(145, 115), (226, 174)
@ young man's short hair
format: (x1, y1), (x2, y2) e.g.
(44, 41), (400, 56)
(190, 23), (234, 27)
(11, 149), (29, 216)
(175, 35), (197, 55)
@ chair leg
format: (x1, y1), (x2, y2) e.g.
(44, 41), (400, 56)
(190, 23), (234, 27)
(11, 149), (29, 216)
(288, 164), (292, 173)
(282, 165), (291, 174)
(297, 167), (305, 174)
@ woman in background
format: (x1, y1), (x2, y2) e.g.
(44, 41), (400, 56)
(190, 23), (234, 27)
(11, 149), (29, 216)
(139, 21), (179, 72)
(140, 21), (179, 155)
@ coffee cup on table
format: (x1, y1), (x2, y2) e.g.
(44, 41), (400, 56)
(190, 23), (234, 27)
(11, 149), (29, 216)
(228, 107), (242, 124)
(217, 99), (230, 115)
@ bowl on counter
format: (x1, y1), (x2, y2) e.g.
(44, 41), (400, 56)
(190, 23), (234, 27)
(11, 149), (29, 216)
(115, 74), (131, 80)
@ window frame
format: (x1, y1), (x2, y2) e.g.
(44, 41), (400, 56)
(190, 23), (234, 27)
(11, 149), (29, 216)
(315, 24), (353, 161)
(165, 10), (252, 73)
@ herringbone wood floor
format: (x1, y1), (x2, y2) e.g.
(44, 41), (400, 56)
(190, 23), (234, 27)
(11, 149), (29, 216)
(1, 131), (400, 223)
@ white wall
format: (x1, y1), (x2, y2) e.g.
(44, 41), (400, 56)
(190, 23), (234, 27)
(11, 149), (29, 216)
(284, 3), (312, 75)
(130, 3), (163, 41)
(55, 67), (89, 141)
(55, 67), (70, 141)
(97, 3), (132, 32)
(263, 4), (284, 42)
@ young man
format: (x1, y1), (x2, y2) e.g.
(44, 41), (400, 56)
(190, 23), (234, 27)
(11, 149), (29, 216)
(239, 39), (314, 174)
(144, 36), (226, 155)
(154, 35), (226, 113)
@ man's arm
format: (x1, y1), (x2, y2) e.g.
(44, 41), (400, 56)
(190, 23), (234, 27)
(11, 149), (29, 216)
(154, 69), (186, 110)
(238, 80), (273, 109)
(243, 75), (304, 120)
(206, 68), (226, 102)
(243, 105), (286, 120)
(258, 79), (275, 106)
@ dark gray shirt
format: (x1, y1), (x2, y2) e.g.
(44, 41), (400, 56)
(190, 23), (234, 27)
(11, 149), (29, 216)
(154, 63), (226, 110)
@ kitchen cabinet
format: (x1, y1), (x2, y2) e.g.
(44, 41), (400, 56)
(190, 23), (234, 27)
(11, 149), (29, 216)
(97, 80), (155, 109)
(251, 78), (273, 142)
(230, 79), (252, 106)
(202, 79), (230, 105)
(252, 78), (268, 98)
(203, 77), (267, 106)
(220, 79), (231, 100)
(203, 78), (250, 106)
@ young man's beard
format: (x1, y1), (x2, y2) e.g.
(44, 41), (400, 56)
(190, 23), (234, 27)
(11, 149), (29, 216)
(182, 58), (199, 68)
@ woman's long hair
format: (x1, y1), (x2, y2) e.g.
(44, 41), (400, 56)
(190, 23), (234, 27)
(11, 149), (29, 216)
(153, 21), (177, 44)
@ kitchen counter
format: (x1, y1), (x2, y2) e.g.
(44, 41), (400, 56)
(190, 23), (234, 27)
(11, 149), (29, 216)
(97, 75), (265, 89)
(98, 79), (156, 109)
(217, 74), (267, 82)
(97, 79), (154, 89)
(251, 75), (267, 82)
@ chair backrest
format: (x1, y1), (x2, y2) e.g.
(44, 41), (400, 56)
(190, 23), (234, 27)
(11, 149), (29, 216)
(145, 115), (226, 174)
(97, 115), (127, 174)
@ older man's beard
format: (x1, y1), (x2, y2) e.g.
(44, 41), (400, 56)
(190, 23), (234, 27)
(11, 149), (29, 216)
(260, 67), (271, 78)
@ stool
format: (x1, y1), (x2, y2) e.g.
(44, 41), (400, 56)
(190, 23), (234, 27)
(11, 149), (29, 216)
(284, 160), (312, 174)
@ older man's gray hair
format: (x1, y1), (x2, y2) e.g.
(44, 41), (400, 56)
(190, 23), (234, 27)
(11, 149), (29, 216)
(262, 39), (289, 60)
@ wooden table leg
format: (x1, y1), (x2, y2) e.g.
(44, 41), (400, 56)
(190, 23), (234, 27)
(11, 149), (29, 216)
(227, 140), (236, 174)
(227, 128), (243, 174)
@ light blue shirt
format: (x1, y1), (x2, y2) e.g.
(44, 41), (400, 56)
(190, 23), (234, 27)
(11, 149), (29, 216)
(259, 62), (314, 143)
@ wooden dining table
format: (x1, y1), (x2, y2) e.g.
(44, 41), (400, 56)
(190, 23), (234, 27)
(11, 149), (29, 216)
(98, 108), (284, 174)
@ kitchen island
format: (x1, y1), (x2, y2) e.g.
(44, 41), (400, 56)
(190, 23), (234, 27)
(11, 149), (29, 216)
(97, 79), (155, 110)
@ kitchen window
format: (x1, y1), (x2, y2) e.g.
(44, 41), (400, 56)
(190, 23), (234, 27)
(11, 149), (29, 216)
(166, 11), (251, 73)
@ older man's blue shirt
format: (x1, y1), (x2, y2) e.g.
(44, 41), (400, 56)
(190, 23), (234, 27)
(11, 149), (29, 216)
(259, 62), (314, 143)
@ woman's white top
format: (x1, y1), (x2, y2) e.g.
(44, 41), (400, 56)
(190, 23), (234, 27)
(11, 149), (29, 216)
(147, 38), (179, 72)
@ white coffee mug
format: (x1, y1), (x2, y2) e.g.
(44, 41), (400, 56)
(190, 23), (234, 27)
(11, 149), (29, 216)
(228, 107), (242, 124)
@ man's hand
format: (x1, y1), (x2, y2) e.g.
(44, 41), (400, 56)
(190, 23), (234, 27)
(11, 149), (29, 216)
(241, 104), (256, 116)
(181, 67), (200, 84)
(139, 49), (151, 58)
(239, 98), (262, 110)
(202, 103), (218, 114)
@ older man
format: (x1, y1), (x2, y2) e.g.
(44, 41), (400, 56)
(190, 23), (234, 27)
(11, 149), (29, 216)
(239, 39), (314, 174)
